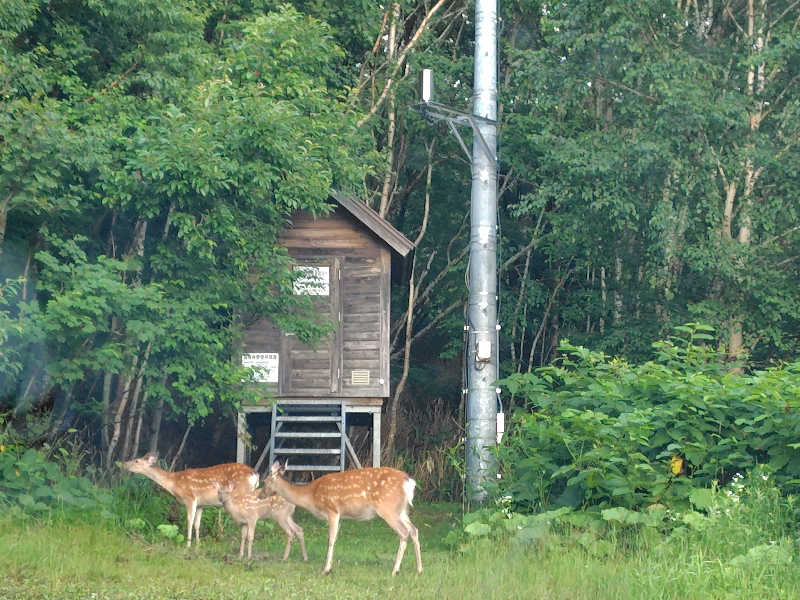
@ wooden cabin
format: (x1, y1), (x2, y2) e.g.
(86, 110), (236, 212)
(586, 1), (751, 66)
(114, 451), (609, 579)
(236, 192), (414, 474)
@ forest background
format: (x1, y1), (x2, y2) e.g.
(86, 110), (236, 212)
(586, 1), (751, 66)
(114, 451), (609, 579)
(1, 0), (799, 500)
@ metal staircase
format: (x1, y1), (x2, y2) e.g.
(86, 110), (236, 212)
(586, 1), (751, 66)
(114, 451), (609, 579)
(262, 403), (361, 474)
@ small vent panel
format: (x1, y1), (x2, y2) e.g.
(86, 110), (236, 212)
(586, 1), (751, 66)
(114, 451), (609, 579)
(351, 370), (370, 386)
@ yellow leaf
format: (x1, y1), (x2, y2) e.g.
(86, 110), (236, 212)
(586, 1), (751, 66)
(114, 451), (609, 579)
(670, 456), (684, 475)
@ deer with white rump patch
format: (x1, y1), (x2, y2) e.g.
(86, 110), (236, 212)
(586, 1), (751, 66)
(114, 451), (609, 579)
(121, 454), (257, 548)
(216, 482), (308, 561)
(261, 461), (422, 575)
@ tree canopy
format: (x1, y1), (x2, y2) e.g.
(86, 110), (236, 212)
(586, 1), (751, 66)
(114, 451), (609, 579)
(2, 0), (798, 466)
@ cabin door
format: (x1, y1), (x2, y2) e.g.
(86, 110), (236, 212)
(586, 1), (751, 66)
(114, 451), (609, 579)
(280, 258), (341, 395)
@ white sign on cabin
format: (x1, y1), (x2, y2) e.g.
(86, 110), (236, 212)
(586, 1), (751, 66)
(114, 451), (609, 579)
(292, 266), (330, 296)
(242, 352), (279, 383)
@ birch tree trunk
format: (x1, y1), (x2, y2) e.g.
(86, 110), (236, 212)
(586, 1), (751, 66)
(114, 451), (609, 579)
(722, 0), (767, 366)
(378, 3), (400, 218)
(384, 142), (433, 460)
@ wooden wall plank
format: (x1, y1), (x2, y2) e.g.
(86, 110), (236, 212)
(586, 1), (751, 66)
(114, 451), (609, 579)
(243, 204), (401, 401)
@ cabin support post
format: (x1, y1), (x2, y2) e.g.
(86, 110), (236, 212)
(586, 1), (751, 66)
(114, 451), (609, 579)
(372, 409), (381, 467)
(236, 411), (246, 464)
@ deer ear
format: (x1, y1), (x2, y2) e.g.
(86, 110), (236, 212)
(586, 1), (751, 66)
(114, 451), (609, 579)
(270, 460), (281, 475)
(147, 454), (158, 465)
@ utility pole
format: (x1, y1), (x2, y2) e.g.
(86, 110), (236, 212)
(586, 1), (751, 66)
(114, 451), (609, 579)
(465, 0), (499, 504)
(413, 0), (499, 503)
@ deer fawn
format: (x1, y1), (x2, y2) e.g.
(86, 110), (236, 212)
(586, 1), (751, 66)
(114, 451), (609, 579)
(216, 482), (308, 562)
(261, 461), (422, 575)
(121, 454), (257, 548)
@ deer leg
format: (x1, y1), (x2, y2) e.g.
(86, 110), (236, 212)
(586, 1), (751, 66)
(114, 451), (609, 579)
(322, 513), (341, 575)
(194, 506), (203, 545)
(185, 500), (197, 548)
(246, 521), (255, 560)
(378, 509), (415, 575)
(275, 517), (293, 560)
(282, 531), (292, 561)
(392, 537), (408, 576)
(293, 522), (308, 561)
(239, 524), (247, 558)
(402, 513), (422, 574)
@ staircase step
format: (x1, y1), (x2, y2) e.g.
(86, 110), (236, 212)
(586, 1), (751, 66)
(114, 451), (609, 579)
(275, 432), (341, 438)
(284, 464), (341, 472)
(276, 415), (342, 423)
(274, 448), (342, 455)
(270, 403), (346, 474)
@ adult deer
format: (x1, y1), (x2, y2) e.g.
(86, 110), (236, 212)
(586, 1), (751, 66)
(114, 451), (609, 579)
(261, 461), (422, 575)
(216, 482), (308, 561)
(121, 454), (257, 548)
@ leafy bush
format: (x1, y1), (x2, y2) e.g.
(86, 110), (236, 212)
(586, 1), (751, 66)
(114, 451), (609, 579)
(112, 470), (190, 540)
(0, 278), (27, 397)
(449, 467), (800, 567)
(496, 324), (800, 513)
(0, 413), (112, 515)
(0, 446), (112, 514)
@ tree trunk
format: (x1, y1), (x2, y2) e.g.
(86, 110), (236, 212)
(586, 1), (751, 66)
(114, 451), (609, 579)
(599, 266), (607, 335)
(527, 269), (571, 372)
(378, 3), (400, 218)
(383, 143), (433, 460)
(100, 342), (116, 452)
(0, 191), (11, 262)
(169, 424), (192, 471)
(148, 390), (165, 456)
(614, 255), (623, 323)
(384, 256), (416, 463)
(120, 342), (150, 460)
(509, 246), (532, 371)
(725, 0), (766, 368)
(131, 391), (146, 460)
(105, 354), (138, 466)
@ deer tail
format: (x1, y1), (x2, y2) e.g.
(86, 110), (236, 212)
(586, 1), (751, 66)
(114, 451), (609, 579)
(403, 477), (416, 507)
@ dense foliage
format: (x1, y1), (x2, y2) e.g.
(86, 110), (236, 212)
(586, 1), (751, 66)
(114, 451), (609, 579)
(0, 413), (111, 514)
(496, 325), (800, 513)
(1, 1), (374, 463)
(1, 0), (799, 481)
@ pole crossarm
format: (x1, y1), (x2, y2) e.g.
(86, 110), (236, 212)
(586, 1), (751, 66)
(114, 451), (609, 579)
(410, 101), (498, 165)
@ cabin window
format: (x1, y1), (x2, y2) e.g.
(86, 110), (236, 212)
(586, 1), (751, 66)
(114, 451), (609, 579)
(292, 266), (330, 296)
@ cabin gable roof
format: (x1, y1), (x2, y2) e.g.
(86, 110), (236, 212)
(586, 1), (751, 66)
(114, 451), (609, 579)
(329, 192), (415, 257)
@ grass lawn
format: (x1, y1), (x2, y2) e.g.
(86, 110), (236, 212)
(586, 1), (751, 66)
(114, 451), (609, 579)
(2, 501), (799, 600)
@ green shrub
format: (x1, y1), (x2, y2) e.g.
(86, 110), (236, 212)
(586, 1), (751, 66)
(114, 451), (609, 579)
(0, 412), (112, 516)
(111, 471), (185, 535)
(0, 445), (112, 514)
(496, 324), (800, 513)
(450, 467), (800, 568)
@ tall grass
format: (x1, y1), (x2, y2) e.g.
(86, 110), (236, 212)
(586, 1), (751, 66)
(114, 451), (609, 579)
(2, 472), (799, 600)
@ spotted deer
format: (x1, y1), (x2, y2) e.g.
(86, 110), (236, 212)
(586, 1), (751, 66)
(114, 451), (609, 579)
(261, 461), (422, 575)
(121, 454), (257, 548)
(216, 482), (308, 561)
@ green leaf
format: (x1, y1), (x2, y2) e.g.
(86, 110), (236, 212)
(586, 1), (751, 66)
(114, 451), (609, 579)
(688, 488), (715, 510)
(464, 522), (491, 537)
(513, 521), (550, 544)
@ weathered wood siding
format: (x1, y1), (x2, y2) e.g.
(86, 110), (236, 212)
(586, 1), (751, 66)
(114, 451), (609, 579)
(241, 207), (390, 401)
(281, 257), (339, 396)
(340, 248), (390, 397)
(241, 317), (281, 398)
